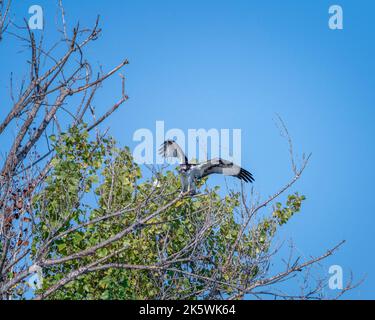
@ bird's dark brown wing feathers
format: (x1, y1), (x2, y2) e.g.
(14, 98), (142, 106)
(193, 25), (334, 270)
(199, 158), (254, 183)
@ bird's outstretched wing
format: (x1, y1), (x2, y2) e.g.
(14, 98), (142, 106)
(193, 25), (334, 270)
(158, 140), (188, 165)
(196, 158), (254, 183)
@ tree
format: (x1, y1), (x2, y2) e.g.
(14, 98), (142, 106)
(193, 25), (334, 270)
(0, 1), (128, 299)
(30, 127), (309, 300)
(0, 1), (358, 300)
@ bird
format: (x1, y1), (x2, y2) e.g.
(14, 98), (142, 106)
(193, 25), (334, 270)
(158, 140), (254, 194)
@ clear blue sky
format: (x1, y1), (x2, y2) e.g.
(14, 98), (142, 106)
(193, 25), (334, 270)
(2, 0), (374, 299)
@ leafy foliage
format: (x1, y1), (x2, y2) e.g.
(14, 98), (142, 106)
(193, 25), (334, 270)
(32, 126), (306, 299)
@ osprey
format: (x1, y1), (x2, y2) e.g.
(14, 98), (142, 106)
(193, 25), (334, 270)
(159, 140), (254, 194)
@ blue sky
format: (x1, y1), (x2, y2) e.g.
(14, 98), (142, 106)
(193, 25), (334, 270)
(2, 0), (375, 299)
